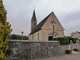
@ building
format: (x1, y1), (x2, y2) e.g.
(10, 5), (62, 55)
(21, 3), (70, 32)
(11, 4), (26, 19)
(72, 31), (80, 40)
(28, 10), (65, 41)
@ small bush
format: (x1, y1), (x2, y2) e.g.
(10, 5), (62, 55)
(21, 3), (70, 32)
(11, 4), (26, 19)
(65, 50), (71, 51)
(65, 50), (72, 54)
(73, 48), (79, 52)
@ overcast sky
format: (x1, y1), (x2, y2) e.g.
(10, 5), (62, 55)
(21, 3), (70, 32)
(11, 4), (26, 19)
(2, 0), (80, 36)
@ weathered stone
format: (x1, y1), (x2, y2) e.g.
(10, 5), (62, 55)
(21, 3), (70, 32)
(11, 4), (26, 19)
(7, 40), (61, 59)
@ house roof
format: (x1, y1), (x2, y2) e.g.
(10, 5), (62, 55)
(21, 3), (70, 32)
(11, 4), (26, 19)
(75, 31), (80, 34)
(29, 12), (52, 35)
(78, 32), (80, 34)
(72, 31), (80, 37)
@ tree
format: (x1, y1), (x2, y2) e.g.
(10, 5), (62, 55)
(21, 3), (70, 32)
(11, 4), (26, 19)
(8, 34), (28, 40)
(16, 35), (21, 40)
(11, 34), (17, 40)
(8, 35), (11, 39)
(23, 35), (28, 40)
(0, 0), (12, 60)
(70, 32), (75, 37)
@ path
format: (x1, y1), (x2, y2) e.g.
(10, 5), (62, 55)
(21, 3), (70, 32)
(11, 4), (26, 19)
(30, 51), (80, 60)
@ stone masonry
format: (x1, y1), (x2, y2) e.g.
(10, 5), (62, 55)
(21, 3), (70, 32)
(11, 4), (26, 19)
(6, 39), (80, 60)
(7, 40), (61, 60)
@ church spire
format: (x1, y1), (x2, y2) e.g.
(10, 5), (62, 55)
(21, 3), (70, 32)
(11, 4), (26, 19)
(31, 9), (37, 22)
(31, 6), (37, 31)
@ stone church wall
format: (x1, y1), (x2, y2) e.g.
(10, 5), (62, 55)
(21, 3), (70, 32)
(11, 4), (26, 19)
(7, 40), (61, 60)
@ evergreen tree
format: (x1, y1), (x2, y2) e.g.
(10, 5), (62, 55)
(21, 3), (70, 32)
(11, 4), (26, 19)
(0, 0), (12, 60)
(8, 35), (11, 39)
(11, 34), (17, 40)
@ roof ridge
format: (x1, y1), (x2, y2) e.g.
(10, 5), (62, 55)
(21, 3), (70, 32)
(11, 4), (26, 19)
(29, 12), (52, 35)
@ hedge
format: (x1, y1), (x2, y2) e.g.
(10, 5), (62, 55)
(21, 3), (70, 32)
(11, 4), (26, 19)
(52, 37), (78, 45)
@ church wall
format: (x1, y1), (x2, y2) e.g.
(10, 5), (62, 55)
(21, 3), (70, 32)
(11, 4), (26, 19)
(28, 35), (30, 40)
(38, 30), (43, 41)
(42, 12), (64, 38)
(43, 29), (53, 41)
(32, 32), (38, 40)
(34, 30), (43, 41)
(29, 35), (32, 40)
(55, 30), (64, 37)
(29, 33), (35, 40)
(29, 30), (43, 41)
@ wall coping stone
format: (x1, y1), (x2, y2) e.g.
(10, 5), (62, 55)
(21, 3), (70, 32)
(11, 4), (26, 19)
(7, 39), (59, 42)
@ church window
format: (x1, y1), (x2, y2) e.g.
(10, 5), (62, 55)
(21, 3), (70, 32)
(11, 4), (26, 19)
(38, 33), (39, 40)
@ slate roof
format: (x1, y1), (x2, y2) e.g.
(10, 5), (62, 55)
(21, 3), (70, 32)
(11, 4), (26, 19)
(31, 9), (37, 22)
(75, 31), (80, 34)
(78, 32), (80, 34)
(29, 12), (52, 35)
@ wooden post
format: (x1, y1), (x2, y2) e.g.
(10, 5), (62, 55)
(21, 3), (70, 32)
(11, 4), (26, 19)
(21, 31), (24, 40)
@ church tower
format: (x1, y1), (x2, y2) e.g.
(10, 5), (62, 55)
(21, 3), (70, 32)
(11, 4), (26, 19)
(31, 9), (37, 31)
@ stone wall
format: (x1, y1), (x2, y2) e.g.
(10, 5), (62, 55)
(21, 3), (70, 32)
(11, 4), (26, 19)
(7, 40), (61, 59)
(60, 45), (69, 54)
(60, 43), (80, 54)
(78, 41), (80, 51)
(6, 39), (80, 60)
(60, 44), (76, 54)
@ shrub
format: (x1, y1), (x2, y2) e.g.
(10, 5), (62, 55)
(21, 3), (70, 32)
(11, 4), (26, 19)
(68, 37), (78, 44)
(65, 50), (72, 54)
(11, 34), (17, 40)
(66, 50), (71, 51)
(52, 37), (78, 45)
(73, 48), (79, 52)
(52, 37), (69, 45)
(0, 0), (12, 60)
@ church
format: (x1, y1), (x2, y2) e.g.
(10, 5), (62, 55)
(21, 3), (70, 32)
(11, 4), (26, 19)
(28, 10), (65, 41)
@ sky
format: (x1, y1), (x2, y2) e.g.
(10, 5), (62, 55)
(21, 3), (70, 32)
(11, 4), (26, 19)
(2, 0), (80, 36)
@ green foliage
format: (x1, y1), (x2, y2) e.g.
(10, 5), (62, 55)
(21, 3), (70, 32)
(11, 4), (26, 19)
(8, 35), (11, 39)
(11, 34), (17, 39)
(8, 34), (28, 40)
(65, 50), (71, 51)
(52, 37), (78, 45)
(65, 50), (72, 54)
(68, 37), (78, 44)
(16, 35), (20, 39)
(0, 0), (12, 60)
(23, 35), (28, 40)
(52, 37), (69, 45)
(73, 48), (79, 52)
